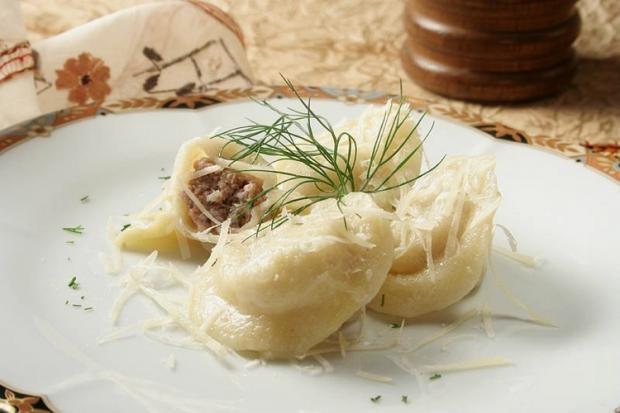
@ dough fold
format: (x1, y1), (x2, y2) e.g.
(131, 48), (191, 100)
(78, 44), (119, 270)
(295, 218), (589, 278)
(189, 192), (394, 358)
(368, 156), (500, 318)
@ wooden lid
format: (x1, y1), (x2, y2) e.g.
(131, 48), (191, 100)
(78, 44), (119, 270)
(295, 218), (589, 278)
(404, 7), (581, 59)
(401, 0), (580, 102)
(401, 46), (577, 102)
(408, 0), (578, 32)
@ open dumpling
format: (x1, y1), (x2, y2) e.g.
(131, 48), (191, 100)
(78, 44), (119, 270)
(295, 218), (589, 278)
(368, 156), (501, 318)
(188, 192), (394, 358)
(115, 136), (279, 255)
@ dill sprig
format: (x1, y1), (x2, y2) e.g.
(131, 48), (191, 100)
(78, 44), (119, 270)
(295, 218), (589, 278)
(214, 76), (442, 236)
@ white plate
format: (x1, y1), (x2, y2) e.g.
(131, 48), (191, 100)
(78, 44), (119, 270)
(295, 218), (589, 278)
(1, 97), (619, 413)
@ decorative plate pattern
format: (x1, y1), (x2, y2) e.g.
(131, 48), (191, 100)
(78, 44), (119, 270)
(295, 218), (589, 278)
(1, 85), (617, 182)
(0, 382), (54, 413)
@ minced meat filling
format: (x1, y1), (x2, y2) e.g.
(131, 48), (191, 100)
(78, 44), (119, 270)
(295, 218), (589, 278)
(185, 158), (265, 232)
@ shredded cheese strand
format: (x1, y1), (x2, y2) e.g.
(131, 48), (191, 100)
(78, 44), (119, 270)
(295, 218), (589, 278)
(445, 166), (468, 258)
(182, 183), (222, 225)
(489, 254), (557, 327)
(420, 356), (513, 373)
(313, 354), (334, 373)
(189, 164), (223, 180)
(338, 332), (347, 359)
(175, 229), (192, 260)
(162, 354), (176, 371)
(481, 305), (496, 339)
(493, 245), (539, 268)
(199, 219), (231, 271)
(495, 223), (519, 252)
(401, 308), (480, 353)
(356, 370), (393, 383)
(244, 359), (265, 370)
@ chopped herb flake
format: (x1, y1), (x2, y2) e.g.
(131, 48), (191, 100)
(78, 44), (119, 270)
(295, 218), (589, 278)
(84, 307), (94, 311)
(65, 300), (68, 305)
(72, 304), (82, 308)
(390, 322), (400, 328)
(121, 223), (131, 232)
(65, 240), (75, 244)
(158, 176), (171, 180)
(430, 373), (442, 380)
(401, 395), (408, 404)
(80, 296), (85, 300)
(62, 225), (84, 234)
(380, 294), (385, 307)
(160, 167), (165, 171)
(80, 195), (89, 203)
(68, 276), (79, 289)
(370, 395), (381, 403)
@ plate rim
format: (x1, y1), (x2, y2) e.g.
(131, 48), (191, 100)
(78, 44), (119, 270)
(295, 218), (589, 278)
(0, 379), (55, 413)
(0, 86), (618, 412)
(0, 84), (617, 183)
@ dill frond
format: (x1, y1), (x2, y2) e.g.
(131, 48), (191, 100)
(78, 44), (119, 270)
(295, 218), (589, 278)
(214, 75), (441, 237)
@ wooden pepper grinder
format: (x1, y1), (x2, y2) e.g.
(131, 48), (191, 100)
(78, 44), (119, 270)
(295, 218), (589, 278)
(401, 0), (581, 102)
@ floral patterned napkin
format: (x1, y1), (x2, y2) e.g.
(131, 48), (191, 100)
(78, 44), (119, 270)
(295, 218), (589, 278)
(0, 0), (253, 130)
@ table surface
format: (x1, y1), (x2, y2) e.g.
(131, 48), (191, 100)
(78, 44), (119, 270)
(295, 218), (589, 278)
(19, 0), (620, 149)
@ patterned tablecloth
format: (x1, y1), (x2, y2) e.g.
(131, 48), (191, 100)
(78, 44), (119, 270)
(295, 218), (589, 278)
(18, 0), (620, 180)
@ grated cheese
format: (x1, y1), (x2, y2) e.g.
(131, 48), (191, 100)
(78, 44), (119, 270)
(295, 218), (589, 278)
(420, 356), (513, 373)
(493, 223), (539, 267)
(481, 305), (496, 339)
(493, 245), (539, 268)
(98, 324), (140, 344)
(307, 339), (398, 357)
(175, 228), (191, 260)
(486, 312), (558, 328)
(189, 164), (223, 180)
(313, 354), (334, 374)
(199, 219), (231, 271)
(420, 229), (435, 277)
(356, 370), (393, 383)
(291, 360), (324, 376)
(182, 183), (222, 225)
(244, 359), (266, 370)
(402, 308), (479, 353)
(338, 332), (347, 358)
(162, 354), (176, 371)
(444, 169), (467, 258)
(106, 250), (232, 358)
(488, 255), (557, 327)
(495, 223), (518, 252)
(341, 229), (376, 249)
(396, 319), (406, 345)
(109, 251), (158, 324)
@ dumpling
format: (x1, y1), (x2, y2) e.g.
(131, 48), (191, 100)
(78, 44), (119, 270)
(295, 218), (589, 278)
(273, 103), (424, 211)
(367, 156), (501, 318)
(188, 192), (394, 358)
(115, 136), (279, 255)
